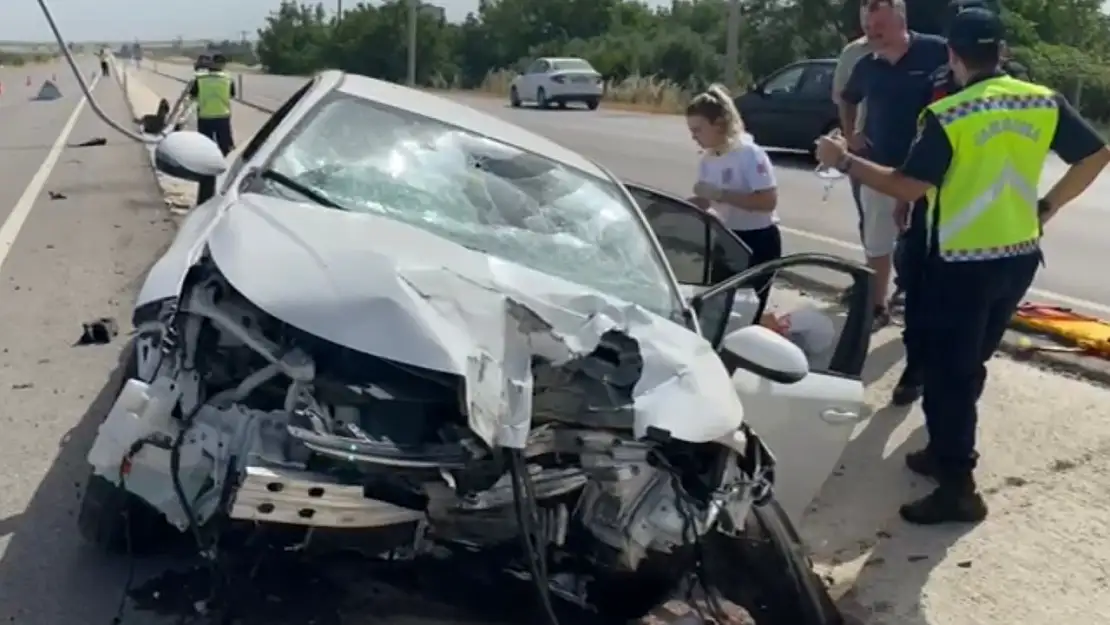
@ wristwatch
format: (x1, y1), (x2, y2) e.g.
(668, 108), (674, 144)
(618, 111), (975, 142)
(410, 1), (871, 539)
(835, 152), (853, 174)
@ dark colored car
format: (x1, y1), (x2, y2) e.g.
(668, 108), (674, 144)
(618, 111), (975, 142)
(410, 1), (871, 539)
(734, 59), (839, 153)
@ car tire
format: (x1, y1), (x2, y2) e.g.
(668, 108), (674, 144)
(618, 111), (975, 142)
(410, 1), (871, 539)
(703, 499), (844, 625)
(585, 97), (600, 111)
(556, 100), (567, 109)
(510, 87), (521, 108)
(78, 472), (176, 556)
(76, 341), (176, 556)
(536, 87), (549, 109)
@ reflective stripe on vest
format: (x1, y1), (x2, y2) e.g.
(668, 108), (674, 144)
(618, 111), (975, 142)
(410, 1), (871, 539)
(196, 72), (232, 119)
(923, 75), (1056, 262)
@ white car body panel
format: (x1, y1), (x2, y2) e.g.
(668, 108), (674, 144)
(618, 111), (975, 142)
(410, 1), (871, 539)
(511, 57), (604, 104)
(138, 70), (861, 518)
(678, 282), (865, 524)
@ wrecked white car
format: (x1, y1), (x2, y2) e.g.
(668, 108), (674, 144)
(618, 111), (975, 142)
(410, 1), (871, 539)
(79, 70), (873, 624)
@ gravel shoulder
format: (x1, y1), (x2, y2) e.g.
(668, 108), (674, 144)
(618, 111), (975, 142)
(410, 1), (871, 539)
(763, 288), (1110, 624)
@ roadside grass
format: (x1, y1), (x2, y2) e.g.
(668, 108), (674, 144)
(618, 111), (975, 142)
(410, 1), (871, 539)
(156, 58), (693, 115)
(0, 52), (57, 67)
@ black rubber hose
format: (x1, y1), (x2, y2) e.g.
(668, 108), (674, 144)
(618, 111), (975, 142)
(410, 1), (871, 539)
(508, 449), (561, 625)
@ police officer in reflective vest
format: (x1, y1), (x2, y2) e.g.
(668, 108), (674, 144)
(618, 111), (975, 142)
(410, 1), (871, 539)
(190, 53), (236, 204)
(892, 0), (1035, 410)
(816, 8), (1109, 524)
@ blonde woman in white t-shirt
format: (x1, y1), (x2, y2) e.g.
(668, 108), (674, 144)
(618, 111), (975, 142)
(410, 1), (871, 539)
(686, 84), (781, 318)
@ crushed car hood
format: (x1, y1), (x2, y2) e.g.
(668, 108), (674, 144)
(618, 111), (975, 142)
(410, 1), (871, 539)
(205, 194), (745, 447)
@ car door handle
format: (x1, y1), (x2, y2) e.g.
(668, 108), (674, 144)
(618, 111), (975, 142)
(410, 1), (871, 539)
(820, 408), (862, 424)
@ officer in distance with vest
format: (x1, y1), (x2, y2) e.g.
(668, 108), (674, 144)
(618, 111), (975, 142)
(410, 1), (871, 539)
(815, 7), (1109, 525)
(189, 53), (237, 205)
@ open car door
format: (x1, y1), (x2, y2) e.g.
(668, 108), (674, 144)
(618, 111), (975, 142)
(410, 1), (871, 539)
(625, 182), (872, 524)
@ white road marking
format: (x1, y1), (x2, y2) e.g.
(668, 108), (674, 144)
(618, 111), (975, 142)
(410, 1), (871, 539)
(779, 224), (1110, 316)
(0, 74), (99, 274)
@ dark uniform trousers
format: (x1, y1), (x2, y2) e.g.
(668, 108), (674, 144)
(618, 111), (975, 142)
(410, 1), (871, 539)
(896, 199), (928, 373)
(195, 117), (234, 205)
(919, 250), (1040, 476)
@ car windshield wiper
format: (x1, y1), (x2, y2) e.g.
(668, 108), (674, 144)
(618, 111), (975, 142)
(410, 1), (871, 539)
(258, 168), (346, 210)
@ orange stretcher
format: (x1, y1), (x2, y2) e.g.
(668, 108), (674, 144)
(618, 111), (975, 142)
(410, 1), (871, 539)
(1011, 303), (1110, 359)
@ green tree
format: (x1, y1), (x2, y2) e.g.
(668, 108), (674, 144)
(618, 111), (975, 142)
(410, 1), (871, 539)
(251, 0), (1110, 122)
(256, 1), (331, 75)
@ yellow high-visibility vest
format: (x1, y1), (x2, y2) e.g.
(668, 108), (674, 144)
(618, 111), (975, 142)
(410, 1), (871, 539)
(923, 75), (1057, 261)
(195, 71), (232, 119)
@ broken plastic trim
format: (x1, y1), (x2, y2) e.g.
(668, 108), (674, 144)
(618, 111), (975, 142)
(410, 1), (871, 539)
(35, 0), (164, 145)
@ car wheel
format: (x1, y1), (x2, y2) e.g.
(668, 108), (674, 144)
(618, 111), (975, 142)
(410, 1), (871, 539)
(536, 87), (549, 109)
(510, 86), (521, 108)
(76, 341), (176, 556)
(703, 499), (844, 624)
(585, 97), (600, 110)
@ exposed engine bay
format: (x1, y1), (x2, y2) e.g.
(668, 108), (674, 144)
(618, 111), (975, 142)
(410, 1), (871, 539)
(88, 259), (775, 607)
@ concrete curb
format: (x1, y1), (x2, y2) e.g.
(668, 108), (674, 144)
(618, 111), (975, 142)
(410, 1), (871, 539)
(108, 58), (162, 193)
(148, 61), (1110, 388)
(110, 59), (197, 212)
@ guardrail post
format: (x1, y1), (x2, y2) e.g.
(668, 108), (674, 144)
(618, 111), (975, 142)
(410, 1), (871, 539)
(238, 74), (244, 102)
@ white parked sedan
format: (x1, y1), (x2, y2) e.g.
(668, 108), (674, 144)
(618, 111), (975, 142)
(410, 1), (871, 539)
(510, 56), (604, 110)
(78, 69), (868, 625)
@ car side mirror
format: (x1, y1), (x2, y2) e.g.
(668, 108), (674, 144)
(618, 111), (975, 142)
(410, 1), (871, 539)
(721, 326), (809, 385)
(154, 131), (227, 182)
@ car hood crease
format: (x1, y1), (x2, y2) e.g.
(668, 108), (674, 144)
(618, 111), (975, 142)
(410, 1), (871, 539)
(206, 194), (745, 447)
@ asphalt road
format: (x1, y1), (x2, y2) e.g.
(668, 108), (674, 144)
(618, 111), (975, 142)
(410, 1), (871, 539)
(0, 59), (180, 625)
(153, 62), (1110, 319)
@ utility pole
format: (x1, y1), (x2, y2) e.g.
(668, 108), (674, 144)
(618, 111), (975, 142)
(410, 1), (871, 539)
(337, 0), (343, 21)
(724, 0), (740, 91)
(406, 0), (417, 86)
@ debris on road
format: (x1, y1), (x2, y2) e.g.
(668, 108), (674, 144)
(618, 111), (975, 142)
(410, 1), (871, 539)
(139, 98), (173, 134)
(75, 317), (118, 346)
(47, 190), (66, 200)
(70, 137), (107, 148)
(32, 80), (62, 102)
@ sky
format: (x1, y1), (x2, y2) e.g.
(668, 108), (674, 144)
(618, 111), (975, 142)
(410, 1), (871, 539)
(1, 0), (672, 43)
(6, 0), (1110, 44)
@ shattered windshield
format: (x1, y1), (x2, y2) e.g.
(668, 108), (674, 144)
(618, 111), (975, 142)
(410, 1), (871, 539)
(264, 94), (682, 320)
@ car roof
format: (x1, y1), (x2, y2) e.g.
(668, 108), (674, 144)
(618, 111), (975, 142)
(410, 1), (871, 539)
(544, 57), (590, 63)
(332, 71), (607, 179)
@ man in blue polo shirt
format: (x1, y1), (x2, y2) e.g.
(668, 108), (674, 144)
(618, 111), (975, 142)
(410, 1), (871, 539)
(840, 0), (948, 401)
